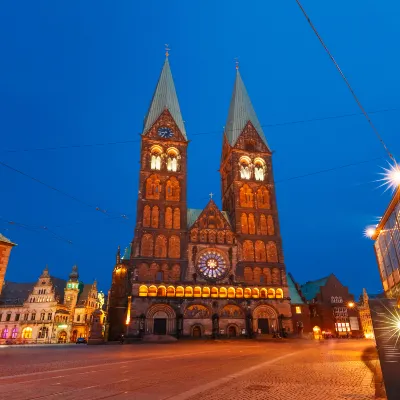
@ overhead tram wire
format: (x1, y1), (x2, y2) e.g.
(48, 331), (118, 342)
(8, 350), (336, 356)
(294, 0), (396, 163)
(0, 160), (129, 221)
(1, 108), (397, 154)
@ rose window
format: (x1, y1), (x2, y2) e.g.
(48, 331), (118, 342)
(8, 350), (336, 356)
(197, 250), (228, 280)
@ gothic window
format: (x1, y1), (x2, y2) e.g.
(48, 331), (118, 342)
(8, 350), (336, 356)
(248, 213), (256, 234)
(171, 264), (181, 280)
(243, 240), (254, 261)
(245, 139), (255, 152)
(166, 177), (180, 201)
(244, 267), (253, 282)
(241, 213), (248, 234)
(141, 234), (153, 257)
(259, 214), (267, 235)
(217, 231), (225, 244)
(166, 147), (179, 172)
(169, 235), (180, 258)
(267, 215), (274, 235)
(254, 158), (266, 181)
(254, 267), (262, 282)
(150, 145), (163, 170)
(239, 184), (254, 208)
(191, 228), (198, 242)
(209, 230), (216, 243)
(145, 174), (161, 200)
(165, 207), (173, 229)
(226, 232), (233, 244)
(272, 267), (281, 285)
(155, 235), (167, 258)
(173, 208), (180, 229)
(266, 241), (278, 263)
(151, 206), (159, 228)
(255, 240), (267, 262)
(239, 156), (251, 180)
(256, 186), (270, 209)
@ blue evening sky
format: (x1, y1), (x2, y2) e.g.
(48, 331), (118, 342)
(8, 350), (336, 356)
(1, 1), (399, 297)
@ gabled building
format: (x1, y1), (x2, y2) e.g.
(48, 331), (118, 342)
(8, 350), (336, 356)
(0, 265), (104, 344)
(108, 56), (292, 340)
(0, 233), (16, 295)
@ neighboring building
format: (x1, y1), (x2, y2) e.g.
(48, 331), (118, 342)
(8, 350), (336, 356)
(0, 233), (16, 295)
(358, 289), (374, 339)
(0, 265), (104, 344)
(371, 187), (400, 298)
(287, 273), (311, 335)
(108, 56), (292, 340)
(300, 274), (362, 338)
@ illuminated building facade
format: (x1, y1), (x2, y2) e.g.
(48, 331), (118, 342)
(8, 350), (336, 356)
(0, 233), (16, 295)
(0, 264), (105, 344)
(108, 56), (293, 340)
(371, 187), (400, 298)
(358, 289), (375, 339)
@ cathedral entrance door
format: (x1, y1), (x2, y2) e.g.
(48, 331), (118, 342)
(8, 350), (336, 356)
(192, 326), (202, 337)
(154, 318), (167, 335)
(258, 318), (269, 334)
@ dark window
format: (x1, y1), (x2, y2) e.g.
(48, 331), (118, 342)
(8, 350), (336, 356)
(6, 314), (11, 321)
(47, 313), (52, 320)
(40, 313), (45, 320)
(15, 313), (20, 321)
(31, 313), (36, 321)
(24, 313), (29, 321)
(156, 271), (164, 281)
(77, 315), (80, 322)
(0, 314), (2, 322)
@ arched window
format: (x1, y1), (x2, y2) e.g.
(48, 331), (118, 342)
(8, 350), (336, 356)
(244, 267), (253, 282)
(11, 327), (18, 339)
(166, 148), (179, 172)
(239, 156), (251, 180)
(173, 208), (180, 229)
(267, 215), (274, 235)
(165, 207), (172, 229)
(266, 241), (278, 263)
(165, 177), (180, 201)
(1, 328), (8, 339)
(155, 235), (167, 258)
(259, 214), (268, 235)
(255, 241), (266, 262)
(254, 157), (266, 181)
(22, 327), (32, 339)
(239, 184), (254, 207)
(248, 213), (256, 234)
(243, 240), (254, 261)
(143, 205), (151, 227)
(145, 174), (161, 200)
(168, 236), (180, 258)
(263, 268), (272, 284)
(241, 213), (248, 234)
(141, 234), (153, 257)
(256, 186), (270, 209)
(151, 206), (159, 228)
(272, 268), (281, 285)
(150, 145), (163, 170)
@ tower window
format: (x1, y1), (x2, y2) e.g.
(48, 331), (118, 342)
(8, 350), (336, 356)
(166, 148), (179, 172)
(295, 306), (302, 314)
(239, 156), (251, 180)
(245, 140), (255, 152)
(150, 145), (163, 170)
(254, 157), (266, 181)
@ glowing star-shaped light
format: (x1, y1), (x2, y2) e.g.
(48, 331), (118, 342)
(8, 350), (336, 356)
(377, 162), (400, 193)
(364, 226), (376, 239)
(374, 303), (400, 347)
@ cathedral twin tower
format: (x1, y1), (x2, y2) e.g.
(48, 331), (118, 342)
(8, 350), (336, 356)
(108, 56), (292, 340)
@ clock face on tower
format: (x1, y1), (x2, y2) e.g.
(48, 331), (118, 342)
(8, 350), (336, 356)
(157, 127), (174, 139)
(197, 250), (228, 281)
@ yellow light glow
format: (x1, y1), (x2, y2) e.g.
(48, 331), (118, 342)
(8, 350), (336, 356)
(377, 162), (400, 193)
(348, 302), (355, 308)
(364, 226), (376, 239)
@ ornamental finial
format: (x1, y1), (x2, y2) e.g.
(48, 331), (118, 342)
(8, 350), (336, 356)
(234, 57), (239, 70)
(165, 44), (170, 58)
(209, 192), (214, 199)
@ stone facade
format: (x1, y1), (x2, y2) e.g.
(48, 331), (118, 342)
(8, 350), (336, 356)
(108, 59), (292, 340)
(0, 265), (105, 344)
(0, 234), (16, 296)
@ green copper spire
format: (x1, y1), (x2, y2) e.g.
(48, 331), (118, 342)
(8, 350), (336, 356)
(224, 69), (269, 149)
(143, 57), (187, 139)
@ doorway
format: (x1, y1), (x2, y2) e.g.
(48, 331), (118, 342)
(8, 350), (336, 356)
(258, 318), (269, 334)
(192, 326), (202, 337)
(154, 318), (167, 335)
(58, 331), (67, 343)
(71, 330), (78, 343)
(227, 325), (237, 337)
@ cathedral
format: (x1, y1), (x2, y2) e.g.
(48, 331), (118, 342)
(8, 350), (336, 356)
(108, 55), (292, 340)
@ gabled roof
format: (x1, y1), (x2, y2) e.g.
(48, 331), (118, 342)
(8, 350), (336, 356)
(0, 282), (33, 305)
(224, 70), (269, 148)
(143, 58), (187, 139)
(287, 273), (305, 304)
(0, 233), (16, 246)
(300, 276), (330, 302)
(187, 209), (202, 228)
(76, 283), (94, 307)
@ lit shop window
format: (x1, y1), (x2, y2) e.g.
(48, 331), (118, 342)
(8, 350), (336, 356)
(295, 306), (302, 314)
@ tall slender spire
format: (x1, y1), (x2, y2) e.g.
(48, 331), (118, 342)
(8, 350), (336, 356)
(143, 56), (187, 139)
(224, 69), (269, 149)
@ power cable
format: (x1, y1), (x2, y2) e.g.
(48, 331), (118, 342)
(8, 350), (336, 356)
(1, 108), (396, 153)
(294, 0), (396, 163)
